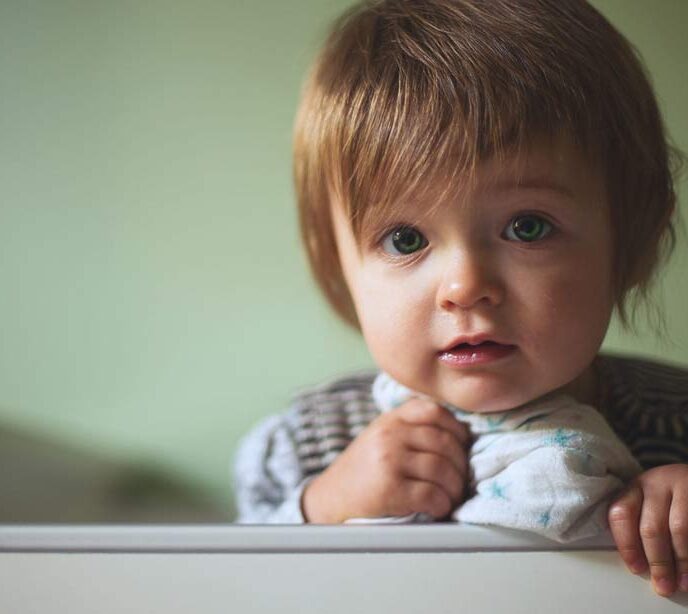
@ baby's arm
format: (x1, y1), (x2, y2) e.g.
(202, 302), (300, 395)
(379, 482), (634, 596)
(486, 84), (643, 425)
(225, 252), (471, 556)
(232, 413), (313, 523)
(608, 464), (688, 597)
(303, 399), (470, 523)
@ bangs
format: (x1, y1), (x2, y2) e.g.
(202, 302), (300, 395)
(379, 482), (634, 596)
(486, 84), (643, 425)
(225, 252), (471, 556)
(308, 0), (601, 243)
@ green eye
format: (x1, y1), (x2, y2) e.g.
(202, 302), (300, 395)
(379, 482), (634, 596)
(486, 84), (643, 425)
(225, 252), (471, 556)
(382, 225), (428, 255)
(504, 215), (553, 243)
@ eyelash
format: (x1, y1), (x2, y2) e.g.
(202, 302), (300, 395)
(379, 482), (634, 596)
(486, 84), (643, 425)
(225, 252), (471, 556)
(502, 213), (555, 243)
(373, 224), (425, 262)
(375, 213), (558, 258)
(377, 225), (427, 258)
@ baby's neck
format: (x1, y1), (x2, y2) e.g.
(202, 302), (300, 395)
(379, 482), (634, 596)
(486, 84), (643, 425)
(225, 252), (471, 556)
(555, 358), (601, 408)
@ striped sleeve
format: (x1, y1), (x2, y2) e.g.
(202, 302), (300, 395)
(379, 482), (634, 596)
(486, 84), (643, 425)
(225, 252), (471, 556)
(231, 370), (379, 524)
(232, 412), (312, 523)
(598, 355), (688, 468)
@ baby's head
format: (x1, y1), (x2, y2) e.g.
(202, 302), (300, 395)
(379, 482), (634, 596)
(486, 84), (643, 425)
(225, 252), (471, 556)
(292, 0), (681, 412)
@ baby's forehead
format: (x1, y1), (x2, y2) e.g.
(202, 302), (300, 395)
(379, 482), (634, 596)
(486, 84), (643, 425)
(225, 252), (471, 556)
(387, 140), (596, 211)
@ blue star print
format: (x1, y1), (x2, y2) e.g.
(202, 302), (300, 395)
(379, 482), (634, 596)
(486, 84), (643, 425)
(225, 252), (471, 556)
(543, 428), (578, 448)
(538, 511), (551, 527)
(489, 481), (508, 500)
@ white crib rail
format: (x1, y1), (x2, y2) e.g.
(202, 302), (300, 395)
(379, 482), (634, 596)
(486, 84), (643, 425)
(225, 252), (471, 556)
(1, 525), (686, 613)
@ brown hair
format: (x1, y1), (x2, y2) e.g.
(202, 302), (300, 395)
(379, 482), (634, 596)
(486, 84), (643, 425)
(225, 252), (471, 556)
(292, 0), (682, 330)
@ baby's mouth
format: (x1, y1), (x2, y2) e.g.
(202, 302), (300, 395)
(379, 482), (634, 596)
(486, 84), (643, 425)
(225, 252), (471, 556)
(438, 341), (517, 366)
(451, 340), (501, 350)
(443, 339), (506, 352)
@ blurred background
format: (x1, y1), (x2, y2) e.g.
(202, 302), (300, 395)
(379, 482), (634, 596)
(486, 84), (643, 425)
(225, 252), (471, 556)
(0, 0), (686, 523)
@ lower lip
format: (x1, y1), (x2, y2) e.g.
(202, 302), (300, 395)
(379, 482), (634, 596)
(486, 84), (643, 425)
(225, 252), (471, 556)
(438, 343), (517, 367)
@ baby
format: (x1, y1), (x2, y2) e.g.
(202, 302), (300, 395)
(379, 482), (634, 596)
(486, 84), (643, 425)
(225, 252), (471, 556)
(234, 0), (688, 597)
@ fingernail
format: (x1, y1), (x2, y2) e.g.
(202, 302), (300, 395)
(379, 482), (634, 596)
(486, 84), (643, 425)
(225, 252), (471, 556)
(679, 574), (688, 592)
(629, 560), (646, 574)
(653, 577), (674, 596)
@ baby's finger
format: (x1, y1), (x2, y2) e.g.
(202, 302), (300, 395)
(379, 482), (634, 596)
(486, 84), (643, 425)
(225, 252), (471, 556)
(402, 451), (466, 506)
(669, 488), (688, 592)
(397, 400), (471, 448)
(608, 484), (646, 574)
(404, 479), (453, 520)
(404, 425), (468, 479)
(639, 488), (675, 596)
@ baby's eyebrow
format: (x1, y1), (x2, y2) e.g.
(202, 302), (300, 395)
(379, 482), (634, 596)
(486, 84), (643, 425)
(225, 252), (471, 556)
(489, 177), (576, 201)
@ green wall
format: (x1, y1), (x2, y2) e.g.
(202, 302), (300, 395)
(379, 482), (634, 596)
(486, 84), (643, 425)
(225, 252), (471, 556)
(0, 0), (686, 518)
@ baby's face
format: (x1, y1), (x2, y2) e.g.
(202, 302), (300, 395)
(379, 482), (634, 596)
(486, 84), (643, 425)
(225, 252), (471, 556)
(332, 137), (615, 413)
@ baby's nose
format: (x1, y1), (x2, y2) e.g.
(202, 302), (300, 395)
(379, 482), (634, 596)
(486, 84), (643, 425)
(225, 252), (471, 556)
(435, 252), (505, 311)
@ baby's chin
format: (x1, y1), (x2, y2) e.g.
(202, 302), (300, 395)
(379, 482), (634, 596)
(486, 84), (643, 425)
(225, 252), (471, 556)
(382, 367), (550, 413)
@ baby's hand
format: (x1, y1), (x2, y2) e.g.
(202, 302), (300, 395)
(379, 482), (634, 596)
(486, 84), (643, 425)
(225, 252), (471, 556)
(301, 399), (470, 524)
(608, 463), (688, 597)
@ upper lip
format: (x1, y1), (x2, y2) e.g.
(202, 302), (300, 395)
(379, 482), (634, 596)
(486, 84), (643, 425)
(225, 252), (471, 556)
(439, 333), (513, 352)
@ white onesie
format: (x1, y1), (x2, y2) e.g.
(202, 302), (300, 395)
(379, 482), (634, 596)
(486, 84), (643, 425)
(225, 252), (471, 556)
(345, 372), (642, 542)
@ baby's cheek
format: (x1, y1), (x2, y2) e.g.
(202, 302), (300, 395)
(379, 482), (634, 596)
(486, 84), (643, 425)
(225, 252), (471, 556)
(358, 295), (427, 370)
(359, 303), (404, 356)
